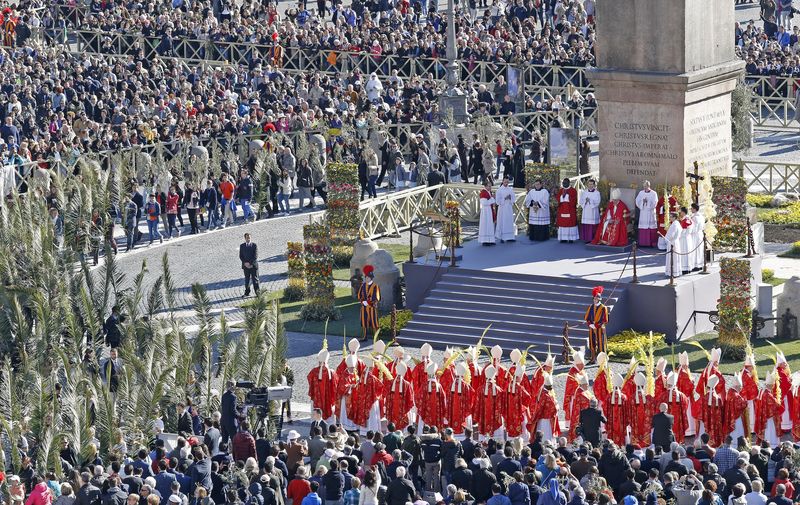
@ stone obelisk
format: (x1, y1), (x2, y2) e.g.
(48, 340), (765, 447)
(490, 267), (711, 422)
(589, 0), (744, 189)
(438, 0), (467, 124)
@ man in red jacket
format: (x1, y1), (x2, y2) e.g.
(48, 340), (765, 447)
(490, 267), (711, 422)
(231, 421), (257, 462)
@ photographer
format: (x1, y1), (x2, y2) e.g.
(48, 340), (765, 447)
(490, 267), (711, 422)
(672, 473), (704, 505)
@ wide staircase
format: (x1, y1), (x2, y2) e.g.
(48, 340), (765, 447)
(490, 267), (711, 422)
(399, 269), (625, 357)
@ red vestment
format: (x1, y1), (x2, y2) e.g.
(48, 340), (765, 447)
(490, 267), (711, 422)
(606, 389), (629, 446)
(529, 389), (560, 436)
(677, 366), (697, 417)
(593, 368), (611, 412)
(741, 366), (759, 401)
(696, 391), (726, 447)
(469, 362), (485, 396)
(556, 187), (578, 227)
(307, 365), (339, 419)
(654, 373), (667, 402)
(622, 373), (637, 400)
(384, 376), (414, 428)
(351, 367), (384, 427)
(474, 380), (504, 436)
(568, 389), (592, 442)
(485, 360), (509, 389)
(776, 363), (793, 412)
(336, 369), (359, 420)
(629, 389), (653, 447)
(528, 366), (548, 399)
(447, 378), (474, 432)
(656, 195), (678, 236)
(695, 364), (726, 398)
(508, 365), (531, 393)
(791, 388), (800, 441)
(656, 387), (690, 443)
(503, 380), (532, 438)
(754, 386), (783, 444)
(418, 378), (447, 428)
(411, 358), (432, 404)
(440, 365), (456, 394)
(724, 388), (749, 438)
(563, 365), (587, 413)
(336, 355), (365, 377)
(591, 200), (630, 246)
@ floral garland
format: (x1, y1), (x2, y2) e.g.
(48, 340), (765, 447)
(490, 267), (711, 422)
(286, 242), (305, 301)
(325, 163), (360, 256)
(445, 200), (461, 247)
(300, 224), (340, 320)
(711, 176), (748, 252)
(717, 257), (752, 355)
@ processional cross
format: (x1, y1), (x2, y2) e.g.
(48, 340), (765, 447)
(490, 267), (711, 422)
(685, 160), (705, 207)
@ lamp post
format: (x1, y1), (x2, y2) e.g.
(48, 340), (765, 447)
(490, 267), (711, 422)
(438, 0), (467, 124)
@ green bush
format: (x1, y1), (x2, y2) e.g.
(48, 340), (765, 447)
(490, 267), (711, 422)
(378, 309), (413, 336)
(760, 202), (800, 226)
(283, 284), (305, 302)
(332, 246), (353, 268)
(779, 241), (800, 258)
(607, 329), (666, 359)
(746, 193), (773, 208)
(762, 268), (775, 283)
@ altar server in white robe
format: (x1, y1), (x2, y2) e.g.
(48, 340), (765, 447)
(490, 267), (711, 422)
(494, 176), (517, 242)
(635, 181), (659, 247)
(524, 178), (550, 241)
(478, 179), (496, 245)
(690, 203), (705, 271)
(578, 179), (601, 242)
(662, 211), (684, 278)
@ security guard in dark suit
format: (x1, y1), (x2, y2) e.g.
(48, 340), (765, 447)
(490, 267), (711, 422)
(239, 233), (259, 297)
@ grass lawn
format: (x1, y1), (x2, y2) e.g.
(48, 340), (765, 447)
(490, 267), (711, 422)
(284, 242), (409, 336)
(610, 331), (800, 375)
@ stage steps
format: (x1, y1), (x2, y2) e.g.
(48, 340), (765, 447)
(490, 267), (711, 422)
(399, 269), (625, 356)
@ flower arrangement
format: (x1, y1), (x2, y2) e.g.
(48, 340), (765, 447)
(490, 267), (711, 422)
(711, 176), (748, 252)
(717, 257), (752, 358)
(524, 162), (560, 236)
(699, 169), (718, 245)
(444, 200), (461, 247)
(285, 242), (305, 301)
(606, 329), (666, 359)
(300, 224), (340, 320)
(326, 163), (360, 265)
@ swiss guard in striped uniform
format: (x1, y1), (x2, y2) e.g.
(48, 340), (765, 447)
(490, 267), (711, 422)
(358, 265), (380, 341)
(585, 286), (608, 364)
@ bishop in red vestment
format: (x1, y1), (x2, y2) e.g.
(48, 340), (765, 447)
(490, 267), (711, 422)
(725, 373), (750, 442)
(696, 375), (726, 447)
(412, 343), (434, 405)
(504, 367), (532, 439)
(385, 361), (414, 429)
(657, 372), (690, 444)
(336, 354), (360, 430)
(695, 348), (726, 399)
(593, 352), (611, 412)
(439, 348), (456, 393)
(741, 354), (760, 434)
(606, 373), (629, 446)
(351, 358), (385, 430)
(568, 376), (593, 442)
(591, 199), (630, 246)
(621, 357), (639, 400)
(790, 374), (800, 441)
(307, 349), (339, 420)
(676, 352), (697, 436)
(563, 350), (588, 432)
(556, 180), (579, 243)
(486, 345), (509, 389)
(418, 362), (447, 429)
(755, 372), (783, 446)
(529, 374), (560, 440)
(508, 349), (531, 393)
(474, 365), (504, 436)
(336, 338), (366, 377)
(386, 346), (407, 386)
(775, 353), (793, 431)
(528, 354), (554, 399)
(447, 362), (474, 434)
(629, 373), (653, 447)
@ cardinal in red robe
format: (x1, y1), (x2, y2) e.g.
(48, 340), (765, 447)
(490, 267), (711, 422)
(591, 199), (629, 246)
(386, 346), (407, 387)
(654, 358), (668, 401)
(473, 365), (504, 436)
(656, 194), (678, 250)
(741, 355), (760, 433)
(621, 358), (639, 400)
(439, 348), (457, 393)
(447, 362), (474, 434)
(385, 361), (414, 429)
(563, 350), (588, 424)
(593, 353), (611, 413)
(676, 352), (697, 436)
(629, 373), (653, 447)
(606, 373), (629, 446)
(755, 373), (784, 446)
(657, 373), (690, 444)
(336, 355), (360, 430)
(307, 349), (339, 420)
(696, 375), (726, 447)
(791, 377), (800, 442)
(568, 376), (593, 442)
(418, 362), (447, 429)
(336, 338), (366, 377)
(486, 345), (509, 390)
(529, 374), (560, 440)
(351, 359), (385, 430)
(504, 367), (532, 438)
(725, 374), (750, 442)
